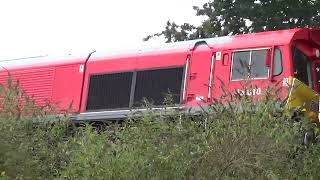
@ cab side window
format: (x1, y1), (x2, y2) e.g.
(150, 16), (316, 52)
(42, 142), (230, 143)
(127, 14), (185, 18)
(292, 47), (312, 87)
(273, 48), (283, 76)
(231, 49), (269, 80)
(231, 51), (250, 80)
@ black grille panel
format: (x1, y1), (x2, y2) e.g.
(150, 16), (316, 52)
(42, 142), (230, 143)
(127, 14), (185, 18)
(86, 72), (133, 110)
(133, 67), (183, 107)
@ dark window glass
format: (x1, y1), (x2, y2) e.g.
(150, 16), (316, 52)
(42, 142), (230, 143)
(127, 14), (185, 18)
(273, 48), (283, 76)
(86, 72), (133, 110)
(292, 47), (311, 87)
(315, 63), (320, 93)
(231, 51), (250, 80)
(133, 67), (183, 107)
(251, 50), (269, 78)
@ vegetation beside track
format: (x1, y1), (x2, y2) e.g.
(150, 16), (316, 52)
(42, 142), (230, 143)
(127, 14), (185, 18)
(1, 80), (320, 179)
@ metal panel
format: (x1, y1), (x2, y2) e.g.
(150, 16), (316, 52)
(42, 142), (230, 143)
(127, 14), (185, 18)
(86, 72), (133, 110)
(0, 67), (55, 106)
(52, 64), (85, 112)
(133, 67), (184, 107)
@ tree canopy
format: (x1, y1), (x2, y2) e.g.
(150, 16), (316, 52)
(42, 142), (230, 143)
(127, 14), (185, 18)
(144, 0), (320, 42)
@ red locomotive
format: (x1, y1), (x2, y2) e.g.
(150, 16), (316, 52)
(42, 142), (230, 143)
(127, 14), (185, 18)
(1, 28), (320, 121)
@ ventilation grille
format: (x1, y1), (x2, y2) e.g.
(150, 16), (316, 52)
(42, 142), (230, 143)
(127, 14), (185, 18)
(86, 72), (133, 110)
(86, 67), (184, 111)
(0, 67), (55, 106)
(133, 68), (183, 107)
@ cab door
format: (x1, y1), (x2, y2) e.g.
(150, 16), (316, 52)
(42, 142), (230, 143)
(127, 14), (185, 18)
(184, 42), (215, 105)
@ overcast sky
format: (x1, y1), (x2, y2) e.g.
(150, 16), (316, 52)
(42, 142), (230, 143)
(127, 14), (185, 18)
(0, 0), (207, 60)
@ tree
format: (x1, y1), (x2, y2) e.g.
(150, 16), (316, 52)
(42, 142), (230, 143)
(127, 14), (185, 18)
(144, 0), (320, 42)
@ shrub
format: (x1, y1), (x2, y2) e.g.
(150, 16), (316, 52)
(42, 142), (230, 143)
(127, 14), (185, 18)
(0, 78), (319, 179)
(0, 78), (72, 179)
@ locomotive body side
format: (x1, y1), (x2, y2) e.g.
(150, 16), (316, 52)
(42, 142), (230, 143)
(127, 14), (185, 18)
(1, 28), (319, 122)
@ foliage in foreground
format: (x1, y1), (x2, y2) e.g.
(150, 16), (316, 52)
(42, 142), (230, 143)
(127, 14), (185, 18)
(1, 81), (320, 179)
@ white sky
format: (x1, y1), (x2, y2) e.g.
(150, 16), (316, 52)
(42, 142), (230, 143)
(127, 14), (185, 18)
(0, 0), (207, 60)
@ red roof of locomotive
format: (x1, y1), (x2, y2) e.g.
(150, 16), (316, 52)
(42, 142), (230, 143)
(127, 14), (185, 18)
(0, 28), (316, 71)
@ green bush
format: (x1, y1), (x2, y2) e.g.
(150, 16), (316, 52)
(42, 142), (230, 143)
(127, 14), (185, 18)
(0, 79), (320, 179)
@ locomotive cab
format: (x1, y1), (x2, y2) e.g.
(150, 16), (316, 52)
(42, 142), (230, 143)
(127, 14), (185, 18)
(286, 29), (320, 122)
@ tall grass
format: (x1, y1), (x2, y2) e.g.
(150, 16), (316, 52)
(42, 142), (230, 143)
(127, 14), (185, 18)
(0, 78), (320, 179)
